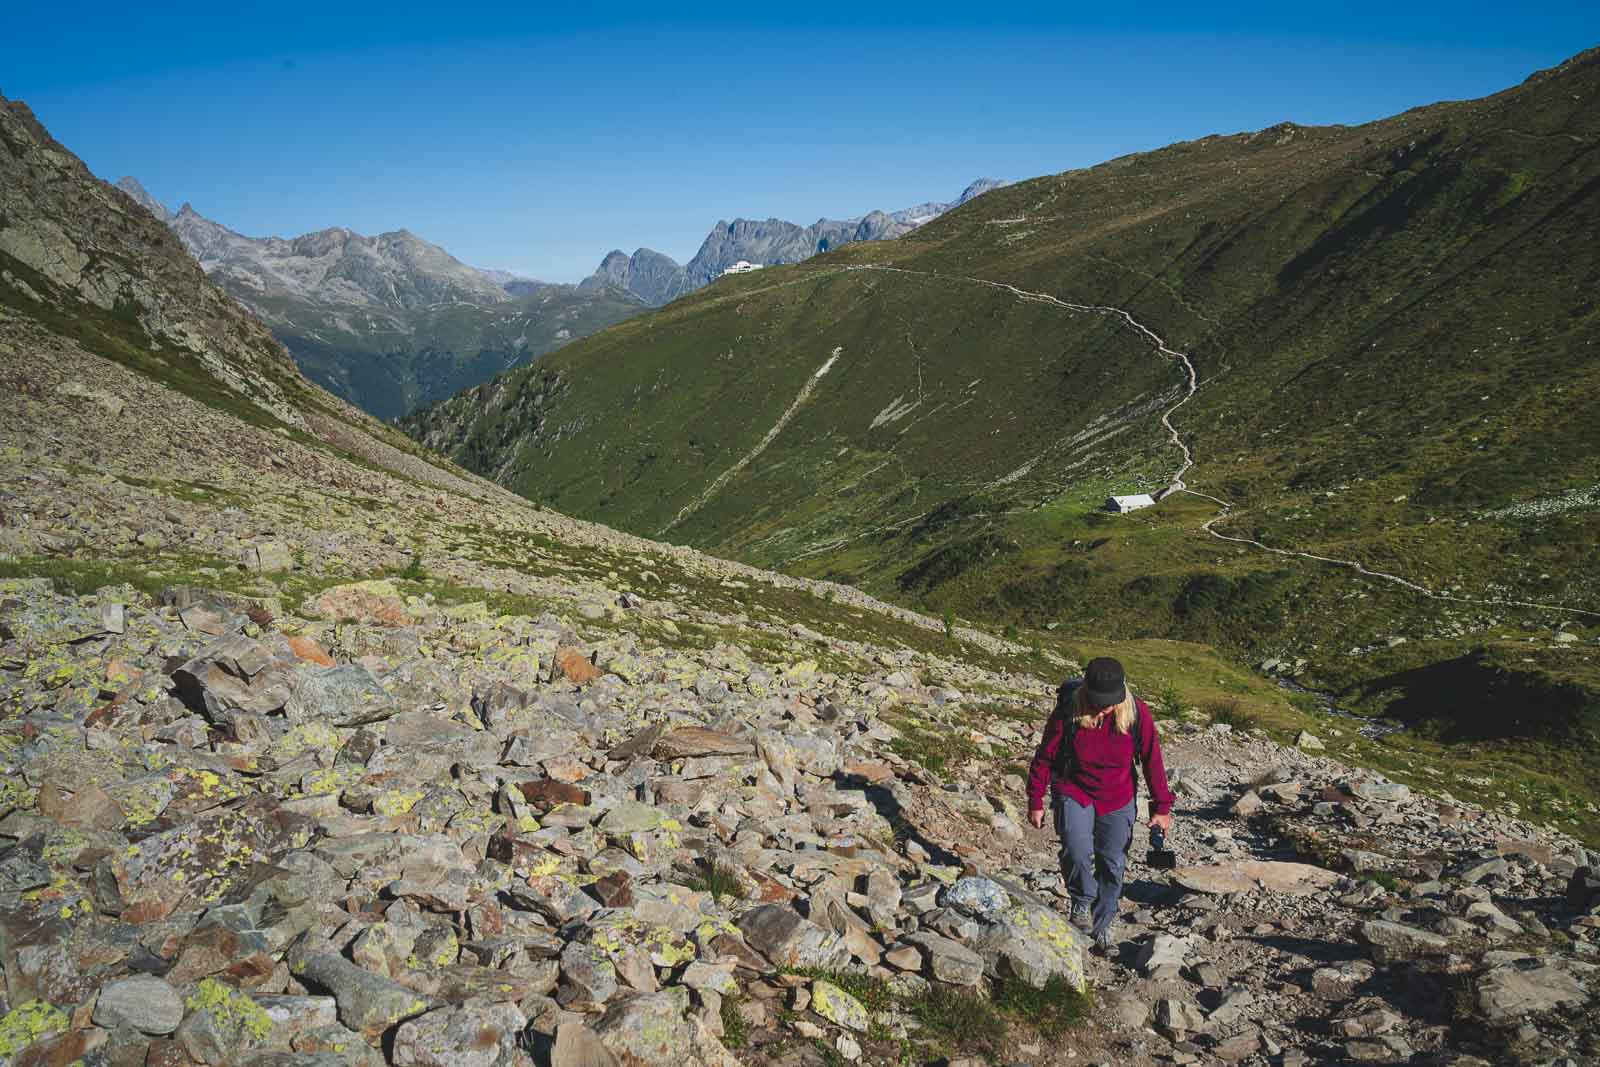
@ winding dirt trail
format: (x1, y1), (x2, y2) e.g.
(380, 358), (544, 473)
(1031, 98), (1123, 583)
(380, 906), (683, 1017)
(849, 264), (1600, 621)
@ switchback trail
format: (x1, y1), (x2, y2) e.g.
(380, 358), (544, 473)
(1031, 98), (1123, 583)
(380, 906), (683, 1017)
(849, 263), (1600, 620)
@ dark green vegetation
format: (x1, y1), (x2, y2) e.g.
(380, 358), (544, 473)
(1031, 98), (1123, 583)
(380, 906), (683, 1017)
(407, 50), (1600, 836)
(254, 283), (645, 421)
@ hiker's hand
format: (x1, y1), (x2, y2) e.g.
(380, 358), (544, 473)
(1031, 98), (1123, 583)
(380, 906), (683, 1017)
(1150, 812), (1173, 832)
(1028, 808), (1046, 829)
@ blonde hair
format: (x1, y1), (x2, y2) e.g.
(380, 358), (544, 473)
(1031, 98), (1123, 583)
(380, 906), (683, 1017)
(1073, 683), (1136, 734)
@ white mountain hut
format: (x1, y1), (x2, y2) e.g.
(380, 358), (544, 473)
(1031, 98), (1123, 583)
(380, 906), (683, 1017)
(1105, 494), (1156, 513)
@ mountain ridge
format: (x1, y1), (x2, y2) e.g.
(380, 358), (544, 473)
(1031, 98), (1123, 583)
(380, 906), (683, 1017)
(404, 46), (1600, 840)
(582, 178), (1007, 305)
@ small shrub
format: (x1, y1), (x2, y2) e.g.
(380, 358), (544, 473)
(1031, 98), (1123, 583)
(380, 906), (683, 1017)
(1363, 870), (1402, 893)
(942, 609), (956, 639)
(1003, 622), (1020, 641)
(720, 994), (748, 1049)
(687, 862), (745, 903)
(994, 975), (1092, 1036)
(1204, 698), (1255, 730)
(903, 985), (1005, 1054)
(400, 554), (427, 580)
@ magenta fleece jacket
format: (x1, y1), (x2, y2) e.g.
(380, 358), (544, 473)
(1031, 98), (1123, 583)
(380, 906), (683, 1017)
(1026, 696), (1174, 816)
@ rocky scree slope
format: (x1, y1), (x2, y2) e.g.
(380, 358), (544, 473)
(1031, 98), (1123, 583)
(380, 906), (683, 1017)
(404, 49), (1600, 836)
(3, 89), (1597, 1067)
(116, 183), (645, 421)
(579, 179), (1007, 306)
(4, 325), (1600, 1067)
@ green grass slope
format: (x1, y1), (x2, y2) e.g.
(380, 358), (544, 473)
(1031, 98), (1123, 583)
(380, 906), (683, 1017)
(405, 48), (1600, 831)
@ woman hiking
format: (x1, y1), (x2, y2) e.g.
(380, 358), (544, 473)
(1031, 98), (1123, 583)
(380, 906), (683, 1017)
(1026, 656), (1174, 954)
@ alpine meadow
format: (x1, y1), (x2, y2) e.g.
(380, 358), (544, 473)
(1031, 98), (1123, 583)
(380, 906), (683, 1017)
(407, 52), (1600, 833)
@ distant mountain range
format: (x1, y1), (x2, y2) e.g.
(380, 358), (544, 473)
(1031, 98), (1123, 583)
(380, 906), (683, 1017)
(115, 177), (1006, 416)
(115, 178), (643, 420)
(579, 179), (1007, 305)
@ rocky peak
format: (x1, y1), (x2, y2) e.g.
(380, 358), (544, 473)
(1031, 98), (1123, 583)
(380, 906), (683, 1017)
(114, 175), (171, 222)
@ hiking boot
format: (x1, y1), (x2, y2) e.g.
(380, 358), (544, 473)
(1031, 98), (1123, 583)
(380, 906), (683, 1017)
(1093, 925), (1117, 956)
(1069, 900), (1093, 931)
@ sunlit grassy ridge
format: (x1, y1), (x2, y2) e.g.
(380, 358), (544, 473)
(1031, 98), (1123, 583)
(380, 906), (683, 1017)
(405, 50), (1600, 833)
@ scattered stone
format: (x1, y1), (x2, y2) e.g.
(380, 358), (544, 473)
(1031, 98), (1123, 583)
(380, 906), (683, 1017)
(92, 974), (184, 1034)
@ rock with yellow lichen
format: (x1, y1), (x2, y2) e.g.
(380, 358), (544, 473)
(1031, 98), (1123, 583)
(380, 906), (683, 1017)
(392, 998), (528, 1067)
(175, 978), (274, 1064)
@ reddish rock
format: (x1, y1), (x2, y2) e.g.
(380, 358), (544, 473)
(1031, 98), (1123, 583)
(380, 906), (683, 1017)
(590, 871), (634, 908)
(286, 635), (335, 667)
(749, 871), (798, 904)
(654, 727), (753, 759)
(550, 647), (603, 685)
(307, 581), (412, 627)
(517, 778), (591, 809)
(840, 761), (896, 785)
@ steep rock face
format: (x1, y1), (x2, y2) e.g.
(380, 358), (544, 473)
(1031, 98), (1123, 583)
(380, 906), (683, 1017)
(582, 179), (1007, 305)
(0, 95), (306, 426)
(166, 208), (510, 310)
(579, 247), (691, 306)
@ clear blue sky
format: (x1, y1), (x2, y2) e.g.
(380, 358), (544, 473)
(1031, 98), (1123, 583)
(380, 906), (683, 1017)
(5, 2), (1594, 281)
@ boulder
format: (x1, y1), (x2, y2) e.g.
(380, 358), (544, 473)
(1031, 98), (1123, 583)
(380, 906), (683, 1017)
(592, 991), (740, 1067)
(970, 902), (1087, 991)
(900, 931), (985, 986)
(737, 905), (847, 970)
(810, 980), (868, 1032)
(1136, 934), (1189, 980)
(654, 727), (753, 759)
(291, 950), (431, 1036)
(1477, 960), (1590, 1022)
(93, 974), (184, 1034)
(942, 877), (1010, 919)
(285, 664), (393, 726)
(392, 1000), (527, 1066)
(1172, 861), (1340, 896)
(1359, 920), (1449, 962)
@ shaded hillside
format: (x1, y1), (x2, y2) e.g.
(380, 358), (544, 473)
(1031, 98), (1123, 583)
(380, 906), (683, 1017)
(406, 49), (1600, 764)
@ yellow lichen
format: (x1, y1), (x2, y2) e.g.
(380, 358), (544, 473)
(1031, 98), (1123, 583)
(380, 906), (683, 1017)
(185, 978), (272, 1041)
(0, 1000), (69, 1055)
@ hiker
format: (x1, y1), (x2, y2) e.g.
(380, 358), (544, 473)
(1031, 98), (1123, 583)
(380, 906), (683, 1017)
(1026, 656), (1174, 954)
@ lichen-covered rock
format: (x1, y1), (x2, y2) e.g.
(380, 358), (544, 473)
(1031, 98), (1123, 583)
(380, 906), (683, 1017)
(175, 978), (274, 1065)
(592, 991), (740, 1067)
(392, 999), (528, 1066)
(973, 903), (1088, 990)
(809, 979), (868, 1032)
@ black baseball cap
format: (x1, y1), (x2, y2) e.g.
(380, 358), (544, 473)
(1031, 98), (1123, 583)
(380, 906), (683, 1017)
(1083, 657), (1127, 708)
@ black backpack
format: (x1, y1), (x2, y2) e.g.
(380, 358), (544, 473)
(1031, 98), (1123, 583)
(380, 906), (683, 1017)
(1050, 679), (1144, 786)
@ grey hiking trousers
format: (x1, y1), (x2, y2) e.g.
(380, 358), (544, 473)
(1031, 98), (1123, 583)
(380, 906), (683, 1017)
(1054, 795), (1136, 937)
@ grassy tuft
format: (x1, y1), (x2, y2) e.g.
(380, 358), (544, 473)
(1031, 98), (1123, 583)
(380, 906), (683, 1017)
(902, 985), (1005, 1055)
(688, 862), (746, 904)
(993, 975), (1092, 1036)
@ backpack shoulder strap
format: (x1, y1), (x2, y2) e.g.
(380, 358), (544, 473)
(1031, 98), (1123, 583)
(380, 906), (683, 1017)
(1051, 680), (1082, 781)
